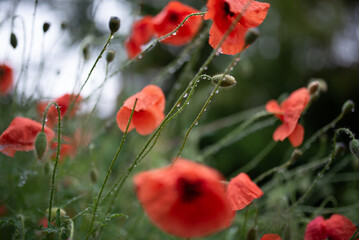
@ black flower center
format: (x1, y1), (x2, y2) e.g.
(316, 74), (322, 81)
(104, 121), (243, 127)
(169, 12), (179, 23)
(177, 177), (203, 202)
(224, 2), (235, 17)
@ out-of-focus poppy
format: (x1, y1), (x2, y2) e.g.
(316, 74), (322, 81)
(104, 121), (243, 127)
(37, 93), (82, 128)
(227, 173), (263, 211)
(304, 214), (358, 240)
(125, 16), (154, 59)
(266, 87), (310, 147)
(261, 233), (282, 240)
(0, 117), (55, 157)
(51, 136), (76, 162)
(0, 205), (7, 217)
(116, 85), (165, 135)
(133, 158), (235, 238)
(0, 64), (13, 95)
(152, 1), (202, 46)
(204, 0), (270, 55)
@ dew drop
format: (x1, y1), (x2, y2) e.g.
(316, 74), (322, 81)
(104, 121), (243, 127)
(229, 67), (234, 71)
(195, 122), (198, 126)
(183, 93), (188, 98)
(215, 90), (219, 94)
(172, 32), (177, 36)
(177, 103), (181, 107)
(203, 66), (208, 70)
(186, 102), (189, 105)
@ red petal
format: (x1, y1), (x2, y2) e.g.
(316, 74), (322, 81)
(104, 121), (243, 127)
(125, 38), (142, 59)
(261, 233), (282, 240)
(132, 108), (164, 135)
(323, 214), (358, 240)
(116, 107), (135, 133)
(272, 122), (292, 141)
(266, 100), (284, 115)
(130, 16), (154, 46)
(288, 123), (304, 147)
(240, 0), (270, 28)
(304, 216), (327, 240)
(282, 87), (310, 118)
(0, 64), (13, 95)
(227, 173), (263, 211)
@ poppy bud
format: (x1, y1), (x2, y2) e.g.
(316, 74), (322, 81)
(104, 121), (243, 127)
(308, 81), (320, 95)
(245, 28), (260, 46)
(109, 16), (121, 34)
(349, 139), (359, 160)
(341, 100), (355, 115)
(90, 167), (99, 183)
(246, 227), (257, 240)
(106, 50), (116, 63)
(82, 43), (90, 60)
(35, 132), (47, 160)
(46, 207), (66, 219)
(211, 74), (237, 88)
(43, 22), (50, 33)
(334, 142), (346, 157)
(10, 32), (18, 49)
(290, 149), (302, 162)
(318, 79), (327, 92)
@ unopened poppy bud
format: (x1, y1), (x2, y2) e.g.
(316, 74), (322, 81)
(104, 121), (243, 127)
(290, 149), (302, 162)
(90, 167), (99, 183)
(109, 16), (121, 34)
(308, 81), (320, 95)
(211, 74), (237, 88)
(245, 28), (260, 46)
(246, 227), (257, 240)
(106, 50), (116, 63)
(10, 33), (18, 49)
(341, 100), (355, 115)
(318, 79), (327, 92)
(35, 132), (47, 160)
(82, 43), (90, 60)
(43, 22), (50, 33)
(349, 139), (359, 160)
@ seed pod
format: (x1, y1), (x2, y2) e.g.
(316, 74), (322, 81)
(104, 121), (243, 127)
(349, 139), (359, 160)
(341, 100), (355, 115)
(246, 227), (257, 240)
(109, 16), (121, 34)
(290, 149), (302, 162)
(211, 74), (236, 88)
(35, 132), (47, 160)
(308, 81), (320, 95)
(43, 22), (50, 33)
(245, 28), (260, 46)
(106, 50), (116, 63)
(10, 33), (18, 49)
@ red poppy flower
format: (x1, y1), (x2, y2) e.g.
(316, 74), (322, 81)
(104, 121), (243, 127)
(51, 136), (76, 162)
(133, 158), (235, 238)
(38, 217), (49, 228)
(0, 64), (13, 95)
(204, 0), (270, 55)
(227, 173), (263, 211)
(261, 233), (282, 240)
(37, 93), (82, 128)
(125, 16), (154, 59)
(0, 205), (7, 217)
(116, 85), (165, 135)
(265, 87), (310, 147)
(304, 214), (358, 240)
(152, 1), (202, 46)
(0, 117), (55, 157)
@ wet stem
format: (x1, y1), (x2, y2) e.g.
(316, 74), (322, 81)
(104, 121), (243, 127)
(42, 102), (62, 223)
(85, 99), (138, 240)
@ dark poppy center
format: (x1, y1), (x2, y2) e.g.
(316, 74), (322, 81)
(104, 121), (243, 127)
(0, 68), (4, 77)
(169, 12), (179, 23)
(177, 177), (203, 202)
(223, 2), (235, 17)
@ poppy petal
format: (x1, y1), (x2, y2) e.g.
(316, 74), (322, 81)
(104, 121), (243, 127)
(322, 214), (358, 240)
(227, 173), (263, 211)
(272, 122), (292, 142)
(288, 123), (304, 147)
(0, 64), (13, 95)
(265, 100), (284, 115)
(132, 109), (164, 135)
(116, 107), (136, 133)
(240, 1), (270, 28)
(304, 216), (327, 240)
(125, 38), (142, 59)
(261, 233), (282, 240)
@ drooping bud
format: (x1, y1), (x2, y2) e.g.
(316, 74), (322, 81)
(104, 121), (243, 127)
(82, 43), (90, 60)
(10, 33), (18, 49)
(43, 22), (50, 33)
(290, 149), (302, 163)
(341, 100), (355, 115)
(35, 132), (47, 160)
(211, 74), (237, 88)
(318, 79), (328, 92)
(308, 80), (320, 95)
(335, 142), (346, 157)
(106, 50), (116, 63)
(246, 227), (257, 240)
(90, 167), (99, 183)
(349, 139), (359, 160)
(109, 16), (121, 34)
(245, 28), (260, 46)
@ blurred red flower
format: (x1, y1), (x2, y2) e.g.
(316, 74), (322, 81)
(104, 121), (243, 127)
(204, 0), (270, 55)
(0, 117), (55, 157)
(116, 85), (165, 135)
(152, 1), (202, 46)
(133, 158), (235, 238)
(0, 205), (7, 217)
(304, 214), (358, 240)
(0, 64), (13, 95)
(51, 136), (76, 162)
(261, 233), (282, 240)
(227, 172), (263, 211)
(266, 87), (310, 147)
(37, 93), (82, 128)
(125, 16), (154, 59)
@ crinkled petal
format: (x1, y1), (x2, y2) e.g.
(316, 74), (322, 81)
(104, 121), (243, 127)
(323, 214), (358, 240)
(288, 123), (304, 147)
(227, 173), (263, 211)
(304, 216), (327, 240)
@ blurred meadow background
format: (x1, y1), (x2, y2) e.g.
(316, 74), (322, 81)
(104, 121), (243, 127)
(0, 0), (359, 239)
